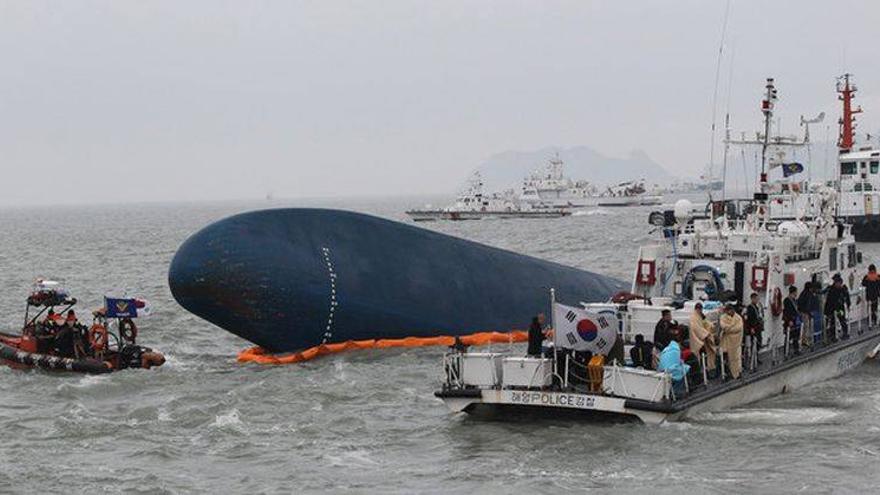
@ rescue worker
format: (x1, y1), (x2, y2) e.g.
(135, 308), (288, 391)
(744, 293), (764, 367)
(116, 345), (166, 369)
(719, 303), (744, 379)
(862, 264), (880, 326)
(824, 273), (851, 342)
(653, 309), (675, 369)
(527, 313), (547, 357)
(52, 311), (77, 358)
(688, 302), (717, 377)
(653, 310), (674, 352)
(799, 281), (823, 345)
(782, 286), (801, 356)
(629, 334), (654, 369)
(35, 309), (62, 353)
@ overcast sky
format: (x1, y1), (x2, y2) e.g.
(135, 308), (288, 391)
(1, 1), (878, 205)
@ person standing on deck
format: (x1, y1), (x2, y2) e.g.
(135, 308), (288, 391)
(688, 302), (717, 377)
(653, 310), (675, 368)
(719, 303), (744, 379)
(744, 293), (764, 367)
(797, 282), (814, 349)
(824, 274), (851, 342)
(783, 286), (801, 356)
(862, 265), (880, 326)
(654, 310), (674, 351)
(527, 313), (547, 357)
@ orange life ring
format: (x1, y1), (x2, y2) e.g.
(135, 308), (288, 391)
(88, 324), (109, 351)
(770, 287), (783, 317)
(119, 318), (138, 342)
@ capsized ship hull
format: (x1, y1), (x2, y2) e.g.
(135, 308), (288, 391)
(169, 208), (625, 353)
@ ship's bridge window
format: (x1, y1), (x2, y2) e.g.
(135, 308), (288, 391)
(855, 183), (873, 192)
(872, 161), (879, 174)
(841, 162), (857, 175)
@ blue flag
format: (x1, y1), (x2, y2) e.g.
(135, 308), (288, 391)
(104, 297), (139, 318)
(782, 162), (804, 177)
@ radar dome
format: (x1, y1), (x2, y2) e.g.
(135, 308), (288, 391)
(674, 199), (693, 224)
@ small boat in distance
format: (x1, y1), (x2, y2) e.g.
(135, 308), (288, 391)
(406, 172), (571, 221)
(596, 179), (663, 207)
(519, 153), (600, 208)
(0, 280), (165, 373)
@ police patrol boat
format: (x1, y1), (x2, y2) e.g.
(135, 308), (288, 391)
(435, 78), (880, 423)
(406, 171), (571, 221)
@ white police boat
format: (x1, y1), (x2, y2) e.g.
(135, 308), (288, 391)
(435, 78), (880, 423)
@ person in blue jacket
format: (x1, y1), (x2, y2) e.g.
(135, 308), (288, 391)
(658, 330), (691, 397)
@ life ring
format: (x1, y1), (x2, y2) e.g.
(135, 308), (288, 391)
(88, 324), (109, 352)
(770, 287), (783, 317)
(119, 318), (138, 342)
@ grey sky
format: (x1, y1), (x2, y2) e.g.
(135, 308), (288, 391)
(1, 1), (877, 205)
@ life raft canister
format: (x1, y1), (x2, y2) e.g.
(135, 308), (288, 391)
(636, 259), (656, 286)
(88, 324), (109, 351)
(770, 287), (783, 317)
(750, 265), (768, 291)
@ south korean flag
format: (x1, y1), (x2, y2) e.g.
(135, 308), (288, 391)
(552, 302), (618, 355)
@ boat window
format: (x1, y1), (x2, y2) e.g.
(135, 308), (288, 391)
(866, 183), (874, 191)
(861, 161), (868, 169)
(855, 183), (863, 192)
(872, 161), (880, 174)
(830, 247), (838, 271)
(841, 162), (857, 175)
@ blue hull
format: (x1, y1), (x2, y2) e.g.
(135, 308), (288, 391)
(169, 209), (625, 352)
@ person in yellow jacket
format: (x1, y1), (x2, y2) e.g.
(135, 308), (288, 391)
(689, 302), (717, 375)
(719, 303), (744, 379)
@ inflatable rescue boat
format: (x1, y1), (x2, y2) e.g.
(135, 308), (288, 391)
(0, 280), (165, 373)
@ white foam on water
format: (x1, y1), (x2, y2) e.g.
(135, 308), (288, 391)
(573, 208), (610, 216)
(695, 406), (840, 425)
(57, 373), (110, 391)
(157, 407), (172, 422)
(323, 449), (378, 468)
(211, 408), (245, 430)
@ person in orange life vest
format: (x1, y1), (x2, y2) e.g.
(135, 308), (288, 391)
(862, 264), (880, 326)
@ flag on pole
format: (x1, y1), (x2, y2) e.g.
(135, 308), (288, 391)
(552, 302), (618, 355)
(782, 162), (804, 177)
(103, 297), (153, 318)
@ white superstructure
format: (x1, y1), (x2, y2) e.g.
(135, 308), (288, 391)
(519, 153), (600, 207)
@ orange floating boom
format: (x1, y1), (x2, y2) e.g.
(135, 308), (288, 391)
(237, 330), (529, 365)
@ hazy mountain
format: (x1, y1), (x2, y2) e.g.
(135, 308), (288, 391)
(474, 146), (675, 191)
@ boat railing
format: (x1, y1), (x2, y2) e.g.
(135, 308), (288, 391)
(442, 352), (464, 390)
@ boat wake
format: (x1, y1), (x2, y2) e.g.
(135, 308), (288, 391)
(693, 406), (841, 426)
(572, 208), (610, 216)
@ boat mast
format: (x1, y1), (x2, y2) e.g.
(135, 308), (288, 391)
(755, 78), (777, 221)
(837, 73), (861, 154)
(760, 78), (777, 180)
